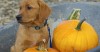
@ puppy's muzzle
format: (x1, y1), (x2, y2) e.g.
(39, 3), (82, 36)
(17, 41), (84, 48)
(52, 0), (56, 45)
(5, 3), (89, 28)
(16, 14), (22, 23)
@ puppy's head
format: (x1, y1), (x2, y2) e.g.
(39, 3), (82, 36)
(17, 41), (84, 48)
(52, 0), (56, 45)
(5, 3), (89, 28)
(16, 0), (51, 26)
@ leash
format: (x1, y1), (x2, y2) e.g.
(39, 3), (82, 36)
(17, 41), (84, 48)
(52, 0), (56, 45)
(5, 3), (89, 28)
(43, 19), (52, 47)
(34, 19), (52, 47)
(47, 24), (52, 48)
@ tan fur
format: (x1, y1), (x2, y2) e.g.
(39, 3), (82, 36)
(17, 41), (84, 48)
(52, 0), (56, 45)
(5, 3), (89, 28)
(11, 0), (51, 52)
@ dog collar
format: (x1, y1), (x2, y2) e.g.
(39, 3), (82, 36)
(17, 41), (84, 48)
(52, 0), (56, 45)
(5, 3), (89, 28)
(33, 19), (48, 30)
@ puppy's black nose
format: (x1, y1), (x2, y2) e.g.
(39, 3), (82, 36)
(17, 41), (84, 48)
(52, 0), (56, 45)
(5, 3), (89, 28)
(16, 15), (22, 22)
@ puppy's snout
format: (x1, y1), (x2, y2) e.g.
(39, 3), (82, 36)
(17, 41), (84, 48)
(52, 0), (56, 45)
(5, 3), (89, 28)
(16, 15), (22, 22)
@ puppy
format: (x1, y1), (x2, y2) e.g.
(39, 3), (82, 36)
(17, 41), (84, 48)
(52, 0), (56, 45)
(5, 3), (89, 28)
(11, 0), (51, 52)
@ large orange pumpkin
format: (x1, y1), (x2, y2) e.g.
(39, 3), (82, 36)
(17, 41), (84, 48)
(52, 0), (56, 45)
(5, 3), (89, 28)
(52, 19), (99, 52)
(24, 39), (59, 52)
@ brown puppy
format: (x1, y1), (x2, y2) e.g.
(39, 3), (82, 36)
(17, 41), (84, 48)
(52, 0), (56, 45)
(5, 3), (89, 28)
(11, 0), (51, 52)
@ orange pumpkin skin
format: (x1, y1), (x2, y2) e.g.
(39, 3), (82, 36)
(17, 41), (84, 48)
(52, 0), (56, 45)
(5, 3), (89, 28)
(24, 47), (38, 52)
(52, 20), (99, 52)
(24, 47), (59, 52)
(47, 48), (59, 52)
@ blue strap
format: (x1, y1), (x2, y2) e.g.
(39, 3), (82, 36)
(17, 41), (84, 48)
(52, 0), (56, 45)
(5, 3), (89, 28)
(47, 24), (52, 48)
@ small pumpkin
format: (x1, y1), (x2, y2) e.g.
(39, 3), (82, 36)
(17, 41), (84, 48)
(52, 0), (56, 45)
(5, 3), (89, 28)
(24, 39), (59, 52)
(52, 18), (99, 52)
(24, 47), (59, 52)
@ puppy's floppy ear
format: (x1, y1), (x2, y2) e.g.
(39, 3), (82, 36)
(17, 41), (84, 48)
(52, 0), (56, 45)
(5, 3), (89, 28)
(38, 0), (51, 23)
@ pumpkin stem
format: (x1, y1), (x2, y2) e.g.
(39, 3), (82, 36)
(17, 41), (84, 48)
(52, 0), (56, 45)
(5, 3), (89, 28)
(75, 18), (86, 31)
(67, 8), (81, 20)
(37, 39), (48, 52)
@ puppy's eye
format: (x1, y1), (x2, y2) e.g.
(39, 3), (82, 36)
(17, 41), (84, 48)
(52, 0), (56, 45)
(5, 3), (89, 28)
(27, 6), (32, 10)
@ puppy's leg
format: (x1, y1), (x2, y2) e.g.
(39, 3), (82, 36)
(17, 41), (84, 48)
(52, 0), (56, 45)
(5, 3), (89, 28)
(11, 46), (15, 52)
(11, 45), (23, 52)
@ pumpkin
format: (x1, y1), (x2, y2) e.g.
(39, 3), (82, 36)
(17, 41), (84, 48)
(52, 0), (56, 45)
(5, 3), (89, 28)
(24, 39), (59, 52)
(24, 47), (59, 52)
(52, 18), (99, 52)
